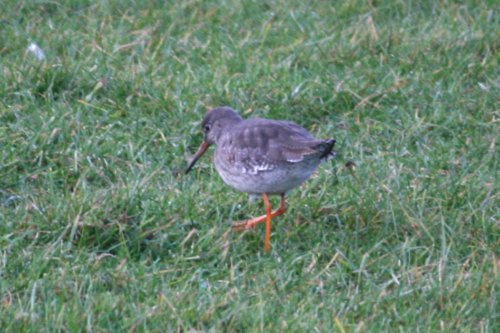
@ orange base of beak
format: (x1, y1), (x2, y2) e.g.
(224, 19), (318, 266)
(185, 141), (211, 174)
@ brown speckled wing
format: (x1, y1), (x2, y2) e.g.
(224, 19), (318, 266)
(219, 119), (328, 175)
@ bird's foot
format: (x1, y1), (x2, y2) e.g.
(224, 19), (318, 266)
(231, 215), (267, 231)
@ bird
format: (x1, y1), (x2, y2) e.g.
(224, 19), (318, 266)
(185, 107), (335, 252)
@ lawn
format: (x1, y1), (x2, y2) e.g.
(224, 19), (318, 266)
(0, 0), (498, 332)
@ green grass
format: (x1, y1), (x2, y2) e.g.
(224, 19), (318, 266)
(0, 0), (498, 331)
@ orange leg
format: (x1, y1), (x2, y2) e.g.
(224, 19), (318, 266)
(232, 194), (286, 252)
(263, 193), (272, 252)
(232, 194), (286, 231)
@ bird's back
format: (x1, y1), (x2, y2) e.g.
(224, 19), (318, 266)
(214, 118), (335, 194)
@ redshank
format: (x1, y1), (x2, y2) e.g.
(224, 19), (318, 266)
(186, 107), (335, 252)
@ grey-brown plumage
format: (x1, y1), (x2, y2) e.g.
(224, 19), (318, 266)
(186, 107), (335, 193)
(185, 106), (335, 252)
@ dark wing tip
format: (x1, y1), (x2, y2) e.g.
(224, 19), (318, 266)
(318, 139), (336, 160)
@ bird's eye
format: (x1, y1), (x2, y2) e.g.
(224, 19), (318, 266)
(204, 124), (211, 132)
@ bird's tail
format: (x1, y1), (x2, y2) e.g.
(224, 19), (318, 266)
(317, 139), (336, 161)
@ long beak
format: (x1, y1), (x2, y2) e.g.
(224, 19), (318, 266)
(185, 141), (211, 174)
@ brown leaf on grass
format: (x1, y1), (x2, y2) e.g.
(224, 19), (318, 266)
(367, 15), (379, 41)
